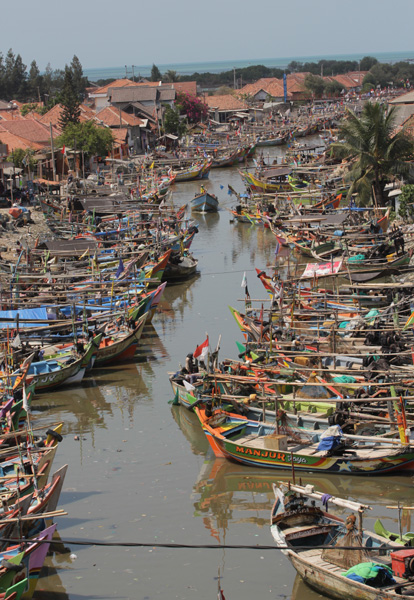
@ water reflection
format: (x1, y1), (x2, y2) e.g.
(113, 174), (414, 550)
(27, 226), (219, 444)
(172, 404), (414, 538)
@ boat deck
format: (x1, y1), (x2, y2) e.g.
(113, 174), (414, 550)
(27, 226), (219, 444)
(297, 547), (413, 590)
(235, 435), (401, 459)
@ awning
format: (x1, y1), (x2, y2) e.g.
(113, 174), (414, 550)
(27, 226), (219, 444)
(388, 189), (402, 197)
(2, 167), (23, 175)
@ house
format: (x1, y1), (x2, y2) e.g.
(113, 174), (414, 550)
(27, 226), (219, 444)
(324, 72), (368, 94)
(204, 95), (249, 123)
(239, 78), (284, 102)
(38, 103), (94, 131)
(0, 119), (59, 150)
(88, 78), (142, 112)
(171, 81), (198, 97)
(93, 106), (147, 154)
(109, 85), (176, 109)
(389, 90), (414, 130)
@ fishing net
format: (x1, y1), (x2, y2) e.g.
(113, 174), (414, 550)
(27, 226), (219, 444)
(322, 514), (369, 570)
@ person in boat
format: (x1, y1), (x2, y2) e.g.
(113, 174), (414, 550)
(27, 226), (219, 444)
(200, 184), (206, 195)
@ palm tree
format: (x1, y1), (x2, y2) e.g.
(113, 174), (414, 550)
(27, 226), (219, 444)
(164, 70), (179, 83)
(331, 102), (414, 206)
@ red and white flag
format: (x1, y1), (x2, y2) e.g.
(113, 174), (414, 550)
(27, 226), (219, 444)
(61, 145), (66, 155)
(194, 336), (209, 360)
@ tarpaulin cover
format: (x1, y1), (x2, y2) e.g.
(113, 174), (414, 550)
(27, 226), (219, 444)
(342, 562), (395, 587)
(0, 307), (49, 329)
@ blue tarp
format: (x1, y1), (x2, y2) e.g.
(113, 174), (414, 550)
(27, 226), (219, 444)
(0, 307), (49, 329)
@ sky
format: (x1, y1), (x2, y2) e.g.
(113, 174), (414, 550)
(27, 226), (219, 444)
(3, 0), (414, 71)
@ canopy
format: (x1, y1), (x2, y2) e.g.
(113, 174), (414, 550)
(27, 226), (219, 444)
(0, 307), (49, 329)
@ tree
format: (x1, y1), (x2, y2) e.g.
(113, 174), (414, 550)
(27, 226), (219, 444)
(164, 70), (179, 83)
(8, 148), (37, 172)
(58, 66), (81, 130)
(11, 54), (27, 101)
(163, 105), (186, 137)
(57, 121), (114, 160)
(70, 55), (88, 98)
(151, 64), (162, 82)
(176, 92), (208, 123)
(324, 80), (343, 97)
(398, 184), (414, 221)
(360, 56), (378, 71)
(304, 74), (325, 98)
(28, 60), (43, 102)
(330, 103), (414, 206)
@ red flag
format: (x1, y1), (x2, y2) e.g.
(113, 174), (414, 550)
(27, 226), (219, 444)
(61, 145), (66, 155)
(194, 336), (209, 359)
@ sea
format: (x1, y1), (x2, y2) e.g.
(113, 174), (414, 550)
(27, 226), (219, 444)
(83, 50), (414, 81)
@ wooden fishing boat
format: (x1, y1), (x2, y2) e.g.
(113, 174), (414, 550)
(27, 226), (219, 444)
(195, 406), (414, 474)
(173, 161), (209, 182)
(270, 481), (414, 600)
(6, 335), (101, 392)
(374, 519), (414, 546)
(240, 167), (292, 193)
(93, 314), (148, 367)
(191, 191), (219, 213)
(0, 523), (56, 600)
(0, 579), (27, 600)
(163, 252), (198, 282)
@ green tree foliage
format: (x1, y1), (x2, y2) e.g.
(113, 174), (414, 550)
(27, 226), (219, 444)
(58, 66), (81, 130)
(57, 121), (114, 159)
(8, 148), (37, 171)
(331, 103), (414, 206)
(324, 80), (343, 97)
(151, 64), (162, 82)
(163, 105), (186, 137)
(176, 92), (208, 123)
(360, 56), (378, 71)
(28, 60), (43, 102)
(164, 70), (180, 83)
(304, 74), (325, 97)
(70, 55), (88, 98)
(398, 184), (414, 221)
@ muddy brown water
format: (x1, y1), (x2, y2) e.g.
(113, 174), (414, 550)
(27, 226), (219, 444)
(32, 146), (414, 599)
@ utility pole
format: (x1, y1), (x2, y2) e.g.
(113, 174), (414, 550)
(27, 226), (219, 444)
(50, 122), (57, 181)
(233, 67), (236, 90)
(132, 65), (135, 82)
(125, 65), (128, 79)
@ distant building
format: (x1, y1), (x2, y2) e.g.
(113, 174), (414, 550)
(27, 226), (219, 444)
(204, 94), (249, 123)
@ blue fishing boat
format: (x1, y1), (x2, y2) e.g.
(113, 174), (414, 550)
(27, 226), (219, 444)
(191, 190), (219, 213)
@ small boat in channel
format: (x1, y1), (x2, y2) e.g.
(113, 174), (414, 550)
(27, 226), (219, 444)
(191, 189), (219, 213)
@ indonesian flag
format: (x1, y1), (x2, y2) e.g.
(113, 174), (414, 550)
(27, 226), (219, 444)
(61, 145), (66, 155)
(194, 336), (209, 360)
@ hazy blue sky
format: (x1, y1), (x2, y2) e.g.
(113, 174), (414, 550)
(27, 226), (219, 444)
(4, 0), (414, 70)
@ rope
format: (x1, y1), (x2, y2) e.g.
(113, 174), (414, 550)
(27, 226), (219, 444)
(0, 537), (402, 551)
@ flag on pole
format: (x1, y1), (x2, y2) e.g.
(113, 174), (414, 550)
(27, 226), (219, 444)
(274, 240), (281, 256)
(115, 258), (124, 279)
(61, 145), (66, 155)
(183, 380), (196, 392)
(22, 385), (28, 412)
(194, 336), (209, 361)
(241, 272), (247, 288)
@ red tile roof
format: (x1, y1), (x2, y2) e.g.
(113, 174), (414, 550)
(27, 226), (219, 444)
(111, 127), (128, 144)
(90, 79), (141, 96)
(39, 104), (94, 130)
(0, 118), (59, 144)
(205, 94), (249, 111)
(172, 81), (198, 96)
(0, 129), (44, 152)
(93, 106), (143, 127)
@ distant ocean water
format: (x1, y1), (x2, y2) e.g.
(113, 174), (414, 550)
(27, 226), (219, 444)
(83, 51), (414, 82)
